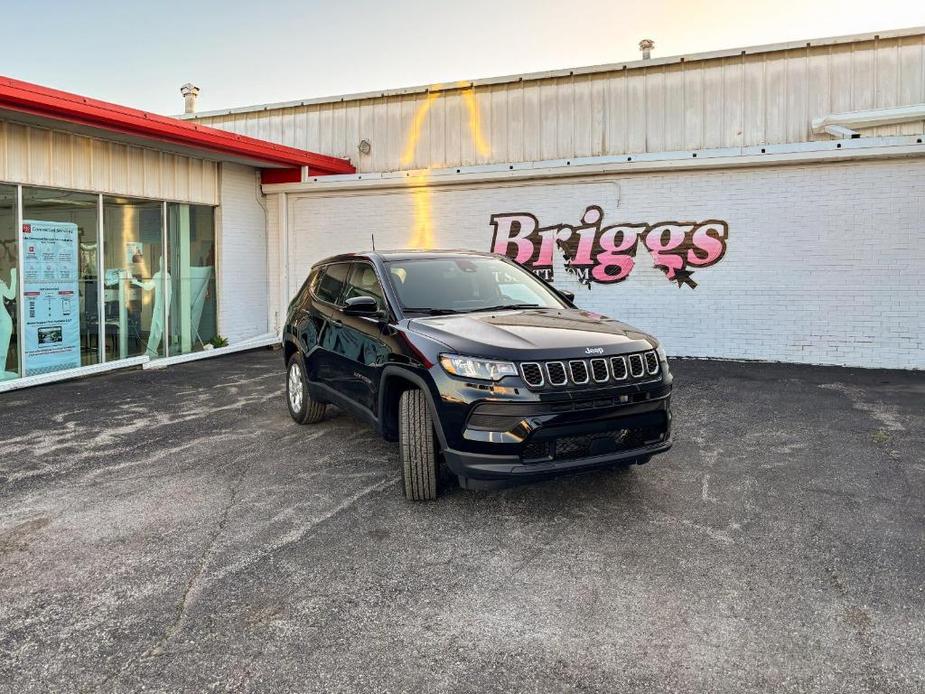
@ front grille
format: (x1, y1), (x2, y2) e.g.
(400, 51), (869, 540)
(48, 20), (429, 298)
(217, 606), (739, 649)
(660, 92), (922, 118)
(590, 358), (609, 382)
(522, 440), (550, 461)
(546, 361), (568, 386)
(520, 412), (668, 463)
(610, 356), (627, 380)
(629, 353), (645, 378)
(551, 426), (666, 460)
(518, 350), (659, 389)
(569, 360), (589, 384)
(520, 362), (544, 388)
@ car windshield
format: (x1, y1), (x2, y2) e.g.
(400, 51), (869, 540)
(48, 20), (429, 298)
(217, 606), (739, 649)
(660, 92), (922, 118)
(386, 256), (566, 314)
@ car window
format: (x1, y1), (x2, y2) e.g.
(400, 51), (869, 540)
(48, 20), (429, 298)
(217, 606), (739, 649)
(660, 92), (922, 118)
(289, 280), (309, 312)
(386, 257), (564, 312)
(307, 268), (323, 297)
(291, 269), (320, 311)
(314, 262), (351, 304)
(342, 262), (385, 310)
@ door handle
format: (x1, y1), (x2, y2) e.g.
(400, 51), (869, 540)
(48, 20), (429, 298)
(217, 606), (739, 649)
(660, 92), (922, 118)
(330, 318), (343, 327)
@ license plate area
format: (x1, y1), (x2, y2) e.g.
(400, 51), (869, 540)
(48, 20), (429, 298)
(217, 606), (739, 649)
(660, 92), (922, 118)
(521, 411), (668, 463)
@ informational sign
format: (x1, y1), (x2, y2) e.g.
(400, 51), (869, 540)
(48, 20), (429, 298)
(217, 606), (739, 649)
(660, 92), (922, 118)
(21, 220), (81, 376)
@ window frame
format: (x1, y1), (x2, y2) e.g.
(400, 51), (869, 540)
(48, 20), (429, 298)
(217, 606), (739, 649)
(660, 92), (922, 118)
(291, 268), (320, 313)
(310, 261), (352, 307)
(340, 261), (390, 315)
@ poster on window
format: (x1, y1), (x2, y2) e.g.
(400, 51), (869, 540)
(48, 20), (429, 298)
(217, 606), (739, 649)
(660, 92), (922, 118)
(21, 220), (81, 376)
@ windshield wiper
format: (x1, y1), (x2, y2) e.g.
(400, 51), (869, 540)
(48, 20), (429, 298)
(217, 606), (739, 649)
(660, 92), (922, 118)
(402, 307), (462, 315)
(403, 303), (542, 315)
(468, 303), (541, 313)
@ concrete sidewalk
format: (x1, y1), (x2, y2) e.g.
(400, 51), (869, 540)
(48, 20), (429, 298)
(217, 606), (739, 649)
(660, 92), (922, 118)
(0, 350), (923, 693)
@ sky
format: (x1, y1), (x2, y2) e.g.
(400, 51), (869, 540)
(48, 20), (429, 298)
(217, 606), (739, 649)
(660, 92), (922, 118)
(1, 0), (923, 115)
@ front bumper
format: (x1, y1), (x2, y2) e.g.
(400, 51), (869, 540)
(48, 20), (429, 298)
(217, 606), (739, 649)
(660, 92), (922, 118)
(440, 387), (673, 488)
(445, 437), (672, 489)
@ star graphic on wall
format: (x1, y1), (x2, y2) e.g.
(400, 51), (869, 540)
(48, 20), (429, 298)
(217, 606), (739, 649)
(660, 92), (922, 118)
(673, 268), (697, 288)
(654, 263), (698, 288)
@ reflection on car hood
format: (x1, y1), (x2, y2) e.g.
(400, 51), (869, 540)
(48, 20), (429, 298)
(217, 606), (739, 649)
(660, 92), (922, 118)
(407, 308), (656, 359)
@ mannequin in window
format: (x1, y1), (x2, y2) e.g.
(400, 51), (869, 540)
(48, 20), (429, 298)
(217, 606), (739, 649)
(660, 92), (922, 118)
(0, 268), (16, 378)
(131, 257), (171, 358)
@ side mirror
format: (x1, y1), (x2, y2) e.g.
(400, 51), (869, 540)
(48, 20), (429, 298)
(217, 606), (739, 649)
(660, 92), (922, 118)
(343, 295), (380, 316)
(558, 289), (575, 303)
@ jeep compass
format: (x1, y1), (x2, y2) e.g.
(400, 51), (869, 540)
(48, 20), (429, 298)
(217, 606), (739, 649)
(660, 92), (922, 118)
(283, 250), (672, 500)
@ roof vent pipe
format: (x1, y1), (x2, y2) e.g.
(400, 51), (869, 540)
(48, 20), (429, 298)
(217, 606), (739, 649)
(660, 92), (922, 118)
(639, 39), (654, 60)
(180, 83), (200, 114)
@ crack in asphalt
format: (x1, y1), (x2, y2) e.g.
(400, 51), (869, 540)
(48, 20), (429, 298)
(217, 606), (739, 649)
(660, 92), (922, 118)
(95, 453), (255, 692)
(209, 473), (399, 584)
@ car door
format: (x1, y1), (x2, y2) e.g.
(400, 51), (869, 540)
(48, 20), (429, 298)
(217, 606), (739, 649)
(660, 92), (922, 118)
(329, 261), (391, 416)
(287, 268), (324, 368)
(305, 261), (351, 386)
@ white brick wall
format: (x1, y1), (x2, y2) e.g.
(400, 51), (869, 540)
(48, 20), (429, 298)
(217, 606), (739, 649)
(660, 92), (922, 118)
(217, 163), (271, 343)
(277, 158), (924, 370)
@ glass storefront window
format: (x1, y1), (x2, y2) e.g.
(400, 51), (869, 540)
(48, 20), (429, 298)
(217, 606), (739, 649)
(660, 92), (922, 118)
(0, 186), (220, 385)
(102, 197), (165, 360)
(22, 187), (100, 374)
(0, 185), (18, 381)
(167, 204), (217, 354)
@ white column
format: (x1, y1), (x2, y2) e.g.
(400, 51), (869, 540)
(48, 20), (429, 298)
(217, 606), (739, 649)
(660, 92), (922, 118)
(277, 192), (288, 336)
(180, 205), (193, 352)
(161, 202), (169, 358)
(96, 194), (105, 362)
(14, 185), (23, 376)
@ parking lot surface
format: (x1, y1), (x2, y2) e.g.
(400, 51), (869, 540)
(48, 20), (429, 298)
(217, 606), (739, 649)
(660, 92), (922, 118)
(0, 349), (923, 693)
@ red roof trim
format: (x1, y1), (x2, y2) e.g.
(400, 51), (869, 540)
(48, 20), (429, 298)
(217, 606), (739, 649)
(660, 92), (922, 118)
(260, 168), (302, 185)
(0, 76), (355, 175)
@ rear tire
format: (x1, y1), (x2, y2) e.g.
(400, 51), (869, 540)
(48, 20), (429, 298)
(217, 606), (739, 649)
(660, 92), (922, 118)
(399, 388), (438, 500)
(287, 354), (327, 425)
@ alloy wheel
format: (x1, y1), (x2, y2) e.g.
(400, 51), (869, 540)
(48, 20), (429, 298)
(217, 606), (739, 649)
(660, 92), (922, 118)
(288, 363), (303, 412)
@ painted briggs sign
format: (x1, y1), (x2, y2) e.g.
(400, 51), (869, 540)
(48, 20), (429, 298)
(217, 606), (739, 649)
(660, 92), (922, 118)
(490, 205), (728, 288)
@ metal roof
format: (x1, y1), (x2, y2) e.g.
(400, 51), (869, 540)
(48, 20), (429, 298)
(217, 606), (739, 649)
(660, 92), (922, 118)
(0, 75), (355, 174)
(182, 25), (925, 120)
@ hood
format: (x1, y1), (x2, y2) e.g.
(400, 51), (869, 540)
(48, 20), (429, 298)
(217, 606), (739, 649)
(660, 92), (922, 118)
(407, 308), (657, 361)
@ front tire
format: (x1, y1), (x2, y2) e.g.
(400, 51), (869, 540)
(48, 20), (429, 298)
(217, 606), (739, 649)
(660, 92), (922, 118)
(287, 354), (326, 425)
(399, 388), (438, 500)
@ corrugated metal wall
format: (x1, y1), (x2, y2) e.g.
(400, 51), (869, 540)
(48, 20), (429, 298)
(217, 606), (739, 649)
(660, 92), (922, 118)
(193, 34), (925, 173)
(0, 120), (220, 204)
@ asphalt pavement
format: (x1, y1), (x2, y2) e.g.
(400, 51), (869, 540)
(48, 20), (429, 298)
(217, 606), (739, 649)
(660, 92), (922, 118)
(0, 349), (923, 693)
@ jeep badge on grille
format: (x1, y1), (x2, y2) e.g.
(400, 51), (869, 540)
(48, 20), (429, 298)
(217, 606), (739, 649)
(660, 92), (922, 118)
(585, 347), (604, 355)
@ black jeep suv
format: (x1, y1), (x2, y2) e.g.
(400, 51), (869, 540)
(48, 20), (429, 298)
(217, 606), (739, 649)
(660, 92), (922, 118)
(283, 250), (672, 500)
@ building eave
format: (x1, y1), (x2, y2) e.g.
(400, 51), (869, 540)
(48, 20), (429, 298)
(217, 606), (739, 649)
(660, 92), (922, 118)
(0, 75), (355, 174)
(261, 135), (925, 194)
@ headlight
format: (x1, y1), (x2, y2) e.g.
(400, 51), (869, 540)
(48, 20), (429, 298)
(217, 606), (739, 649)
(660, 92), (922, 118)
(439, 354), (518, 381)
(656, 344), (667, 362)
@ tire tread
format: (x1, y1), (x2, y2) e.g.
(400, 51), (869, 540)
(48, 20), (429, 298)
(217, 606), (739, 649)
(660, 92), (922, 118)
(399, 389), (437, 500)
